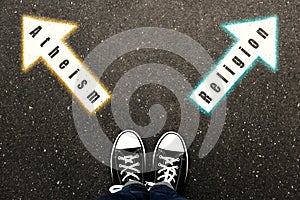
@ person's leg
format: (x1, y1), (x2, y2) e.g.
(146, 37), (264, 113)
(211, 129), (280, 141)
(97, 182), (148, 200)
(96, 130), (149, 200)
(150, 131), (189, 200)
(150, 184), (188, 200)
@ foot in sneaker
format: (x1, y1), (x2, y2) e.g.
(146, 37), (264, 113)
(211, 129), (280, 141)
(152, 131), (188, 191)
(110, 130), (146, 192)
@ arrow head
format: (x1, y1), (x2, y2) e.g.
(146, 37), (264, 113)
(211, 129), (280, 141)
(222, 15), (279, 72)
(22, 15), (77, 71)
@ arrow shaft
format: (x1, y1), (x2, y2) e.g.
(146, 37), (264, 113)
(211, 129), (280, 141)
(190, 39), (261, 113)
(41, 40), (109, 113)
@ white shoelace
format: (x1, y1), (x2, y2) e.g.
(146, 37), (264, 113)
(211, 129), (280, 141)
(109, 185), (124, 193)
(157, 155), (180, 184)
(109, 154), (140, 193)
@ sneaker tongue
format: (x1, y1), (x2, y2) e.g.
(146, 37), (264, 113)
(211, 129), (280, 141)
(118, 147), (143, 156)
(114, 148), (144, 184)
(156, 149), (185, 183)
(159, 148), (184, 159)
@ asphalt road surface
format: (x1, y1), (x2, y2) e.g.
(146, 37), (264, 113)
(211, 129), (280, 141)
(1, 0), (299, 199)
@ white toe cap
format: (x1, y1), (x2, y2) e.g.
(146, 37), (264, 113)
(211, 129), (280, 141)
(158, 132), (185, 152)
(115, 130), (142, 149)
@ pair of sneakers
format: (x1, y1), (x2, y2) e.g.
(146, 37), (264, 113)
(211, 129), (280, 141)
(110, 130), (188, 192)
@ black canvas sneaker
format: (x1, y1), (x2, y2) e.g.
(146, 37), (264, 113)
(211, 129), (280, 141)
(152, 131), (188, 191)
(110, 130), (146, 192)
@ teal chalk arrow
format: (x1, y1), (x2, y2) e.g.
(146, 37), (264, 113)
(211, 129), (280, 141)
(189, 15), (279, 115)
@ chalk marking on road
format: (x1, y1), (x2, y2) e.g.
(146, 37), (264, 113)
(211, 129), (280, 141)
(22, 15), (111, 114)
(189, 15), (279, 115)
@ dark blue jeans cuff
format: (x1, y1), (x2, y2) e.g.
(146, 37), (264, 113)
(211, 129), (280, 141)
(122, 183), (148, 192)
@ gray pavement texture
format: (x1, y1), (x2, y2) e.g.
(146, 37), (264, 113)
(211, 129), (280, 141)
(0, 0), (299, 199)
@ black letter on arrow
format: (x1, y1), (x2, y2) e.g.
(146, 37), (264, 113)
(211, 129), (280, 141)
(29, 26), (42, 38)
(87, 90), (100, 104)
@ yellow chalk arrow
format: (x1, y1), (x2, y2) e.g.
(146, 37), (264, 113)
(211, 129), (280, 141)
(22, 15), (110, 114)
